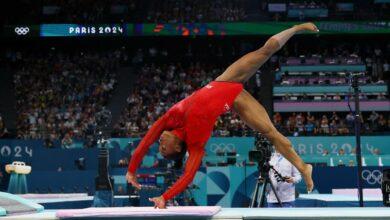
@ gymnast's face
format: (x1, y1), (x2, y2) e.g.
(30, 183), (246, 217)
(159, 131), (183, 160)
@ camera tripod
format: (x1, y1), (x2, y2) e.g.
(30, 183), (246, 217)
(250, 161), (285, 208)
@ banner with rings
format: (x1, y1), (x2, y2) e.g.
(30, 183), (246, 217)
(362, 169), (383, 185)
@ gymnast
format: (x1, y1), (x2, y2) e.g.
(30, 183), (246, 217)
(127, 23), (319, 208)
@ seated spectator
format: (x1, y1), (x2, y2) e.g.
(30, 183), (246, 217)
(330, 112), (340, 123)
(61, 133), (73, 149)
(320, 115), (330, 134)
(286, 113), (297, 134)
(337, 148), (345, 156)
(337, 120), (350, 135)
(273, 112), (282, 124)
(378, 114), (387, 131)
(304, 120), (316, 135)
(345, 113), (355, 128)
(295, 121), (305, 135)
(329, 120), (338, 135)
(368, 111), (379, 130)
(373, 148), (381, 156)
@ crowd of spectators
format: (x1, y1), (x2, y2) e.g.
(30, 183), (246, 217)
(2, 38), (388, 142)
(112, 40), (390, 138)
(12, 49), (124, 142)
(111, 62), (253, 138)
(41, 0), (143, 23)
(277, 93), (388, 102)
(5, 0), (246, 24)
(274, 111), (390, 136)
(4, 0), (389, 24)
(288, 1), (328, 9)
(278, 75), (386, 86)
(281, 55), (363, 66)
(5, 0), (139, 24)
(145, 0), (246, 23)
(263, 0), (390, 21)
(275, 41), (390, 85)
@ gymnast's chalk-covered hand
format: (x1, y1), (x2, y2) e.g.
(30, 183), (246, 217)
(149, 196), (166, 209)
(126, 171), (141, 190)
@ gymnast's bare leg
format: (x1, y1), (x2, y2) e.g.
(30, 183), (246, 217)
(217, 23), (319, 192)
(234, 90), (313, 192)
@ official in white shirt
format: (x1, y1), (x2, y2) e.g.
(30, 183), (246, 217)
(267, 150), (301, 207)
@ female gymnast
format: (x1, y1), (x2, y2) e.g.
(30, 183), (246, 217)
(127, 22), (319, 208)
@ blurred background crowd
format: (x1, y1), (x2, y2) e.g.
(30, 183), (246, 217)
(0, 0), (388, 148)
(1, 38), (388, 144)
(4, 0), (389, 24)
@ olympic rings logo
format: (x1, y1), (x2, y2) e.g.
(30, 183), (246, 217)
(209, 143), (236, 153)
(14, 27), (30, 35)
(361, 169), (382, 185)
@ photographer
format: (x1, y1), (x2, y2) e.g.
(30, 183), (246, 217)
(267, 150), (301, 208)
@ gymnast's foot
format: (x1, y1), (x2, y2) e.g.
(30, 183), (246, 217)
(294, 22), (319, 33)
(302, 164), (314, 193)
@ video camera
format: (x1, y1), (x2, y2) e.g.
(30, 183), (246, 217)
(248, 133), (285, 208)
(382, 169), (390, 207)
(248, 133), (273, 166)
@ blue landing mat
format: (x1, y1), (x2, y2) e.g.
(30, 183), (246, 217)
(0, 207), (6, 216)
(0, 191), (44, 215)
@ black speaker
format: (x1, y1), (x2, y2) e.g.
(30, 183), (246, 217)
(382, 169), (390, 207)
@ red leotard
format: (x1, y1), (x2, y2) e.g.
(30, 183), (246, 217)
(128, 81), (243, 200)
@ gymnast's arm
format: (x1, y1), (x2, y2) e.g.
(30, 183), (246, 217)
(162, 147), (205, 201)
(126, 114), (168, 189)
(216, 23), (319, 82)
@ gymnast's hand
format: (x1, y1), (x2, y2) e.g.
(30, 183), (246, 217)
(126, 171), (141, 190)
(149, 196), (166, 209)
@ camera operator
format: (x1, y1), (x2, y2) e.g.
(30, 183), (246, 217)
(267, 150), (301, 208)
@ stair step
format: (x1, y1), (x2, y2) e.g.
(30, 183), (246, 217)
(106, 67), (138, 131)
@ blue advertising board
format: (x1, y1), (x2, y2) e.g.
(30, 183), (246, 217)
(1, 136), (389, 166)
